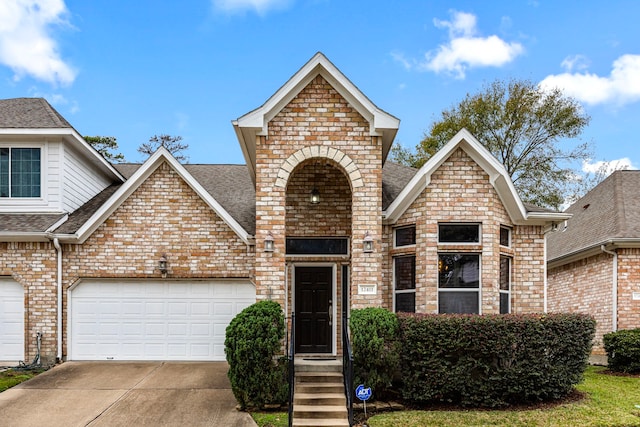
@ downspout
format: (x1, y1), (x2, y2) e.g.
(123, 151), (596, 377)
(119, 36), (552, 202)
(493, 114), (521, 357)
(52, 237), (63, 362)
(601, 245), (618, 332)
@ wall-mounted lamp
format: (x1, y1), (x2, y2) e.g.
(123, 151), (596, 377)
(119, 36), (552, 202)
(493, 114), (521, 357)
(310, 187), (321, 205)
(264, 232), (275, 253)
(363, 231), (374, 253)
(158, 254), (168, 278)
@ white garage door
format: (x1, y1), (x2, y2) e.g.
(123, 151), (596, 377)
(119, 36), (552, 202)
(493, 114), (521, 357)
(0, 278), (25, 362)
(70, 280), (255, 361)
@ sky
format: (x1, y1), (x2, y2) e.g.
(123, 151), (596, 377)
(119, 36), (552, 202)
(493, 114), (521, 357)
(1, 0), (639, 176)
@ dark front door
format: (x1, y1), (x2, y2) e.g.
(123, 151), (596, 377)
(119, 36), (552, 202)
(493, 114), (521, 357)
(295, 266), (332, 354)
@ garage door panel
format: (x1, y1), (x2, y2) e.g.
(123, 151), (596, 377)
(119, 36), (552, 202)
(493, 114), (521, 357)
(0, 279), (25, 361)
(70, 280), (255, 361)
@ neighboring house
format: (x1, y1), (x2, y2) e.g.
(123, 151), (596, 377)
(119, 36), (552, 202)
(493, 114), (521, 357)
(0, 53), (568, 365)
(548, 170), (640, 355)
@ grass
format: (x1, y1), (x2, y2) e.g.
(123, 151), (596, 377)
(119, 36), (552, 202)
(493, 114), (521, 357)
(250, 366), (640, 427)
(0, 368), (45, 392)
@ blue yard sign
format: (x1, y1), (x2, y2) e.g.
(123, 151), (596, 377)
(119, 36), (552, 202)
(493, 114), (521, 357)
(355, 384), (372, 401)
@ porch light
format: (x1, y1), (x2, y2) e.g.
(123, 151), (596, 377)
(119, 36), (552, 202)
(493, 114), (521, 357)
(310, 187), (321, 204)
(264, 232), (275, 253)
(158, 254), (168, 278)
(363, 231), (374, 253)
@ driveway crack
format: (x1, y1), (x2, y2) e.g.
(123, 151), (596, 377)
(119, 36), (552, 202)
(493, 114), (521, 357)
(84, 362), (165, 426)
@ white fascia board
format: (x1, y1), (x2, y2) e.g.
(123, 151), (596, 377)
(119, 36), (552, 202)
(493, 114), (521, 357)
(70, 147), (251, 245)
(0, 128), (125, 182)
(0, 232), (51, 242)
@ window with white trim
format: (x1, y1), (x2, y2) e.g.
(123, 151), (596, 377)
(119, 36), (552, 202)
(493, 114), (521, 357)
(0, 147), (41, 198)
(438, 253), (480, 314)
(394, 255), (415, 313)
(500, 256), (511, 314)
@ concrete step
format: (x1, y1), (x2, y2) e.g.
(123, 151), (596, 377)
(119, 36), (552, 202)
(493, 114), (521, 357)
(295, 382), (344, 394)
(294, 404), (348, 419)
(296, 371), (343, 383)
(292, 418), (350, 427)
(295, 358), (342, 373)
(294, 392), (346, 406)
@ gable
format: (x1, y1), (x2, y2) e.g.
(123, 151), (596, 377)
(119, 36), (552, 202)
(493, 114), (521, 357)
(56, 148), (251, 245)
(233, 52), (399, 184)
(384, 129), (570, 226)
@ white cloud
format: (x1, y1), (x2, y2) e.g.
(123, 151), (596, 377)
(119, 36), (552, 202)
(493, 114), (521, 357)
(419, 11), (523, 79)
(212, 0), (292, 14)
(582, 158), (636, 174)
(540, 54), (640, 106)
(0, 0), (76, 86)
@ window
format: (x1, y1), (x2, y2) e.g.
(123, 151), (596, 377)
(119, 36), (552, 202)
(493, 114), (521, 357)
(286, 238), (348, 255)
(438, 253), (480, 314)
(438, 223), (480, 243)
(500, 226), (511, 247)
(500, 256), (511, 314)
(394, 225), (416, 247)
(394, 255), (415, 312)
(0, 148), (41, 198)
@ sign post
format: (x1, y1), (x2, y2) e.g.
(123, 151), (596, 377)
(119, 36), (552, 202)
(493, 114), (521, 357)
(355, 384), (372, 420)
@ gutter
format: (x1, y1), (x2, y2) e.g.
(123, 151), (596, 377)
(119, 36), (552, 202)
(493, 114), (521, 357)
(52, 237), (63, 361)
(542, 223), (560, 313)
(601, 245), (618, 332)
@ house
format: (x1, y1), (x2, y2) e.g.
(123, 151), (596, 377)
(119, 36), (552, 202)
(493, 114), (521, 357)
(0, 53), (569, 366)
(547, 170), (640, 356)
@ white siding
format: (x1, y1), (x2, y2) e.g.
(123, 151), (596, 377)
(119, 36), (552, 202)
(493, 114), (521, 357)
(62, 144), (113, 212)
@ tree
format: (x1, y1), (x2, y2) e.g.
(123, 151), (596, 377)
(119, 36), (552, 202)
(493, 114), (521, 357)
(394, 79), (592, 210)
(138, 134), (189, 162)
(84, 136), (125, 163)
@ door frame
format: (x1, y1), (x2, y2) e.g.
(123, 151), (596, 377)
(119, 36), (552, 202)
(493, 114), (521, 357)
(292, 263), (337, 356)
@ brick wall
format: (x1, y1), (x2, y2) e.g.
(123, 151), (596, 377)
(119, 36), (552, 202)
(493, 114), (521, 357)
(2, 162), (255, 361)
(385, 148), (545, 314)
(547, 253), (613, 353)
(0, 242), (57, 365)
(615, 248), (640, 332)
(255, 75), (383, 310)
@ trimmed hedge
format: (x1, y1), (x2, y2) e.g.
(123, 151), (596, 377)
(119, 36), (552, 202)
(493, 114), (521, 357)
(604, 328), (640, 373)
(350, 308), (400, 398)
(398, 313), (595, 407)
(224, 300), (288, 410)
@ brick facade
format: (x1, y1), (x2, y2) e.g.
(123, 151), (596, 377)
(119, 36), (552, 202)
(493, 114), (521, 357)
(255, 75), (383, 314)
(383, 149), (545, 314)
(548, 253), (613, 354)
(2, 162), (254, 363)
(1, 56), (561, 363)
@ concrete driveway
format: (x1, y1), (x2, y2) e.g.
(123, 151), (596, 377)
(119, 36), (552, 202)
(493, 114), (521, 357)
(0, 361), (257, 427)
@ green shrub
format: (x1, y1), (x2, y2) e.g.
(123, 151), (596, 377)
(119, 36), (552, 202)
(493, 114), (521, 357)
(350, 307), (400, 398)
(604, 328), (640, 373)
(225, 300), (288, 410)
(398, 313), (595, 407)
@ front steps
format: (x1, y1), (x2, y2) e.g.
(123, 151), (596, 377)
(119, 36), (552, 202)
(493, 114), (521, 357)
(292, 358), (349, 427)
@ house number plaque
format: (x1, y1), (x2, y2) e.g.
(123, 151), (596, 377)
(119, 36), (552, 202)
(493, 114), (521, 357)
(358, 284), (377, 295)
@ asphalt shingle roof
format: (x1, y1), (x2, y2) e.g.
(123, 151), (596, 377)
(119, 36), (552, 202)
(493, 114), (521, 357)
(547, 170), (640, 261)
(0, 98), (72, 128)
(0, 213), (67, 233)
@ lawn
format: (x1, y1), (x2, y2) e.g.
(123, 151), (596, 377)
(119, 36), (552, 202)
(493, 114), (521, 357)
(0, 368), (45, 392)
(251, 366), (640, 427)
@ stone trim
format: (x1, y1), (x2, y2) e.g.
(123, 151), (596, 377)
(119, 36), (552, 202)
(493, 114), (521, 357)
(275, 146), (363, 189)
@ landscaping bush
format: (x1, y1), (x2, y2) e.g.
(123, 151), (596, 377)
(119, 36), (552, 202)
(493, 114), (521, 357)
(603, 328), (640, 373)
(225, 300), (288, 410)
(398, 313), (595, 408)
(350, 307), (400, 398)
